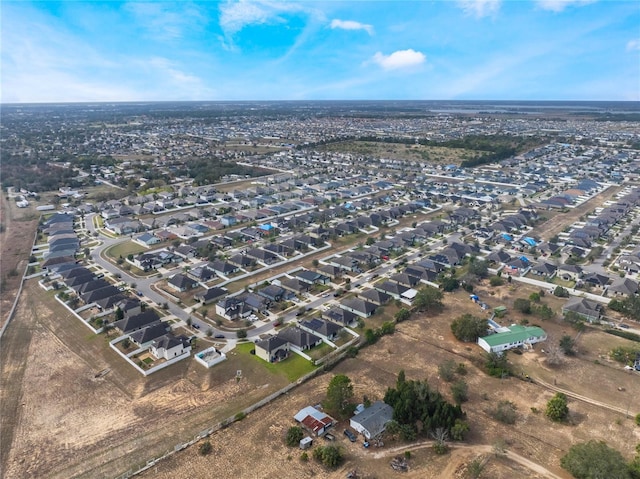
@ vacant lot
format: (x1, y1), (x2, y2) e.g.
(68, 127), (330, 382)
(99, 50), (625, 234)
(0, 194), (39, 328)
(317, 140), (487, 165)
(137, 286), (640, 479)
(530, 185), (624, 241)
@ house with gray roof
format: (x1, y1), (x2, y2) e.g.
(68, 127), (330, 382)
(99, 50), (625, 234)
(349, 401), (394, 440)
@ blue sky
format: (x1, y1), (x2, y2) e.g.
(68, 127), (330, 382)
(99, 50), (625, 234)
(2, 0), (639, 102)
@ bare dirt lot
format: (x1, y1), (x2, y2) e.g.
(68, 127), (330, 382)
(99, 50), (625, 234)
(317, 140), (487, 165)
(530, 185), (624, 242)
(0, 194), (39, 328)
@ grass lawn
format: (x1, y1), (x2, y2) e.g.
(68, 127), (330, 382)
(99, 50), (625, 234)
(105, 241), (148, 260)
(551, 276), (576, 289)
(234, 342), (317, 382)
(307, 342), (335, 361)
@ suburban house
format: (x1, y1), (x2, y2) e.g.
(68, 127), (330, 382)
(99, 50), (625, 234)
(557, 264), (583, 281)
(194, 287), (228, 304)
(114, 310), (161, 334)
(298, 318), (342, 342)
(322, 307), (357, 327)
(215, 297), (250, 320)
(277, 327), (322, 351)
(562, 297), (603, 323)
(294, 406), (336, 437)
(150, 334), (192, 360)
(167, 273), (198, 293)
(340, 298), (377, 318)
(531, 262), (557, 278)
(295, 270), (330, 285)
(255, 336), (290, 363)
(608, 277), (639, 297)
(349, 401), (394, 440)
(129, 323), (170, 347)
(359, 289), (391, 306)
(477, 325), (547, 353)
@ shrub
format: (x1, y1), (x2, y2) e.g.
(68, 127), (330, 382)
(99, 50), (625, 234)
(438, 359), (456, 382)
(490, 276), (504, 287)
(546, 393), (569, 422)
(285, 426), (304, 447)
(312, 445), (344, 468)
(235, 412), (246, 421)
(635, 413), (640, 426)
(450, 380), (469, 404)
(198, 440), (212, 456)
(236, 329), (247, 339)
(492, 400), (517, 424)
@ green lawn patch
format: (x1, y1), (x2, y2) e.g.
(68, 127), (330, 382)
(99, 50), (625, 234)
(307, 342), (335, 361)
(235, 342), (317, 382)
(105, 241), (148, 260)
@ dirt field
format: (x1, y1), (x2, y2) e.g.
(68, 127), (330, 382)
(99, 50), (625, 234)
(0, 194), (39, 328)
(530, 185), (624, 242)
(317, 141), (486, 165)
(134, 286), (640, 479)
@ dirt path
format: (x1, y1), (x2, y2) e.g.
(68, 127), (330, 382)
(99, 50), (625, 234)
(373, 442), (565, 479)
(533, 377), (638, 417)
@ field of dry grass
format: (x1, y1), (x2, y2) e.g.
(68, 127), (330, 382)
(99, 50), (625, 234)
(317, 140), (486, 165)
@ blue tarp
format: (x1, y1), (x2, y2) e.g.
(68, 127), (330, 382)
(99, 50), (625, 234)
(523, 237), (537, 246)
(259, 224), (274, 231)
(502, 233), (512, 241)
(520, 256), (529, 263)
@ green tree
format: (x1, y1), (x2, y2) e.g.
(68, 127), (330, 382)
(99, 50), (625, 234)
(468, 259), (489, 279)
(485, 351), (510, 377)
(489, 276), (504, 287)
(514, 298), (532, 314)
(560, 441), (631, 479)
(324, 374), (354, 417)
(115, 307), (124, 321)
(312, 445), (344, 468)
(451, 314), (488, 342)
(559, 335), (575, 355)
(285, 426), (304, 447)
(554, 286), (570, 297)
(395, 308), (411, 322)
(546, 392), (569, 422)
(440, 277), (460, 292)
(413, 286), (444, 313)
(236, 329), (247, 339)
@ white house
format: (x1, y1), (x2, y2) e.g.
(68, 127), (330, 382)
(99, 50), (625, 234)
(150, 334), (192, 360)
(477, 325), (547, 353)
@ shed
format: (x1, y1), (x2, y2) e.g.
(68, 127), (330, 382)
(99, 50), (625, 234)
(299, 437), (313, 450)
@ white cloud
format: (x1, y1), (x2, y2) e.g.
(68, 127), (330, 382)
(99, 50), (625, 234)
(330, 19), (373, 35)
(457, 0), (501, 18)
(219, 0), (313, 36)
(535, 0), (596, 12)
(371, 49), (426, 71)
(627, 39), (640, 51)
(124, 2), (206, 40)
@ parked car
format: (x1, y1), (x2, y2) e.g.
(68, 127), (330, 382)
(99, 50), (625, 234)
(214, 334), (225, 339)
(344, 429), (356, 442)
